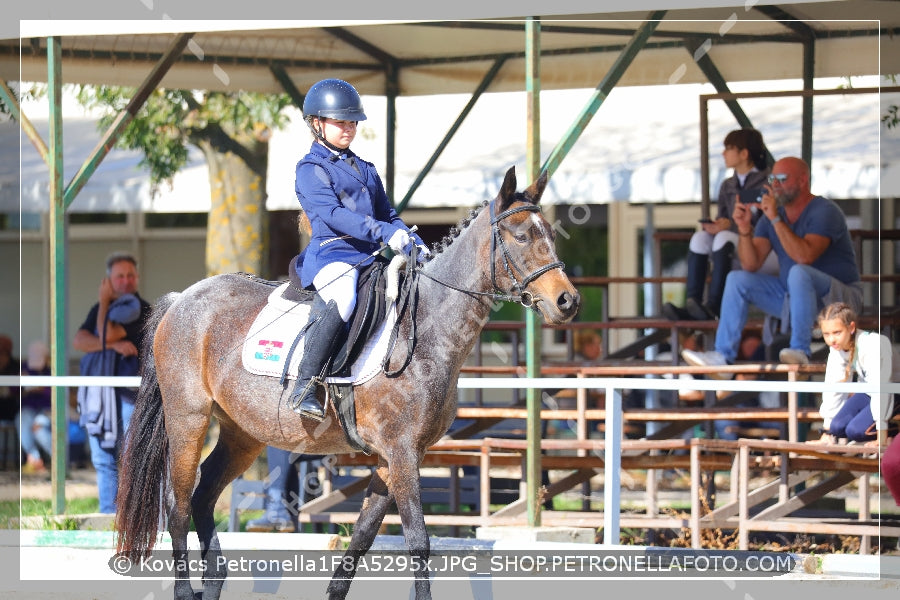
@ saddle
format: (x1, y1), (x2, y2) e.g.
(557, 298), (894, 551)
(249, 255), (394, 454)
(280, 254), (391, 376)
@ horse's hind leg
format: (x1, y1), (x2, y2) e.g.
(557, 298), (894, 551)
(327, 461), (394, 600)
(165, 409), (213, 600)
(192, 417), (265, 600)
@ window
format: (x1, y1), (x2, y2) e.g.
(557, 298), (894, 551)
(144, 212), (208, 229)
(1, 212), (42, 231)
(69, 212), (127, 225)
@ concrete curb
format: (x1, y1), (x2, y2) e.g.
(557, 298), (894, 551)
(6, 529), (341, 550)
(5, 529), (898, 579)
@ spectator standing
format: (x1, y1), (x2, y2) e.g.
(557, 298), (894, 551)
(682, 156), (862, 377)
(73, 252), (152, 513)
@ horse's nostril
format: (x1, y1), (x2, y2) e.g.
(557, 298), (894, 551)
(558, 291), (580, 312)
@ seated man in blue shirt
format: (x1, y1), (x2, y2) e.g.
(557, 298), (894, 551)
(682, 156), (861, 378)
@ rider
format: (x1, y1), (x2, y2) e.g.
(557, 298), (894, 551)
(290, 78), (427, 421)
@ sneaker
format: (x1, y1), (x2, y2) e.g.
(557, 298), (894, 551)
(680, 349), (733, 380)
(685, 297), (716, 321)
(779, 348), (809, 365)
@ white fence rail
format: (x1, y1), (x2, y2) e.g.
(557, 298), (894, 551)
(5, 375), (898, 544)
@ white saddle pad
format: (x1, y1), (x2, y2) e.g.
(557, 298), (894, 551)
(241, 282), (396, 386)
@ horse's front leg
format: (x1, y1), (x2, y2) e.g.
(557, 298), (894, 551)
(327, 463), (393, 600)
(390, 452), (431, 600)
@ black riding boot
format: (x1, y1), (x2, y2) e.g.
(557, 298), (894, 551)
(289, 300), (346, 421)
(685, 250), (708, 305)
(684, 250), (714, 320)
(704, 242), (735, 318)
(245, 447), (298, 532)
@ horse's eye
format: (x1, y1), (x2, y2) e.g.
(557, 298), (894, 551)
(513, 233), (528, 243)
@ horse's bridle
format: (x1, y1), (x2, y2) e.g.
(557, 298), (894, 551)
(488, 202), (565, 308)
(417, 201), (565, 310)
(383, 201), (564, 376)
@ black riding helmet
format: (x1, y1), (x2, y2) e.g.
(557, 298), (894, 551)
(303, 79), (367, 152)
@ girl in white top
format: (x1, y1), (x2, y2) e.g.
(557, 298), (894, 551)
(817, 302), (899, 445)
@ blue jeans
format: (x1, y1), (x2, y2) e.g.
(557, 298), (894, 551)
(714, 264), (837, 363)
(17, 407), (52, 462)
(830, 393), (875, 442)
(88, 394), (135, 513)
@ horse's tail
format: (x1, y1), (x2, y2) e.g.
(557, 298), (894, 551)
(115, 291), (180, 560)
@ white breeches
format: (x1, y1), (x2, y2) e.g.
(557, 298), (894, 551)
(688, 230), (778, 276)
(313, 261), (358, 322)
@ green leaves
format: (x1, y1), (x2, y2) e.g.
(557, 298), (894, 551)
(73, 84), (291, 184)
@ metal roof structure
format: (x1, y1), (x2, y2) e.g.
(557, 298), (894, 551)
(4, 5), (899, 94)
(3, 3), (898, 213)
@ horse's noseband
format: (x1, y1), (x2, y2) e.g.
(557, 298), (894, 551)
(489, 203), (565, 308)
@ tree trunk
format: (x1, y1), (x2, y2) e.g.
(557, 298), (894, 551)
(199, 136), (270, 278)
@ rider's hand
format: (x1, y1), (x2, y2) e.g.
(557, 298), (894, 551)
(415, 244), (430, 263)
(387, 229), (412, 254)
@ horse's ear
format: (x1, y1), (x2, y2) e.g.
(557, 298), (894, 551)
(524, 169), (549, 205)
(497, 166), (518, 211)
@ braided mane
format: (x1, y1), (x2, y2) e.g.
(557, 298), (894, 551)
(421, 199), (490, 262)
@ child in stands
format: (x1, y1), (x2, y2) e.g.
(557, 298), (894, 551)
(814, 302), (899, 444)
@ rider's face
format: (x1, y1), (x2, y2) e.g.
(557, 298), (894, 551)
(317, 118), (357, 149)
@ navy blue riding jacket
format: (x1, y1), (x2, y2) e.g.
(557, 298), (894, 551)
(294, 142), (423, 288)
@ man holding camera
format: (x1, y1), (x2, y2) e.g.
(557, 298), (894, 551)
(683, 156), (862, 377)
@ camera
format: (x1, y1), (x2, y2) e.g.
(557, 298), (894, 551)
(738, 188), (763, 204)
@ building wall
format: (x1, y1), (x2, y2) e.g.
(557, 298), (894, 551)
(1, 216), (206, 369)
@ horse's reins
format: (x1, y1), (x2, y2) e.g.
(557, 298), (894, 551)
(417, 202), (565, 310)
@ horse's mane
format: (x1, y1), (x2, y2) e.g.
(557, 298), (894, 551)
(424, 198), (494, 262)
(424, 185), (536, 263)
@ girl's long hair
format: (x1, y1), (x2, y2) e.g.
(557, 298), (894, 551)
(724, 128), (768, 171)
(818, 302), (858, 381)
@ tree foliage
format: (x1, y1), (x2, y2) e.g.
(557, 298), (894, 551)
(74, 86), (293, 277)
(74, 86), (292, 187)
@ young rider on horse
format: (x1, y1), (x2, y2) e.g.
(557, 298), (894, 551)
(291, 78), (427, 421)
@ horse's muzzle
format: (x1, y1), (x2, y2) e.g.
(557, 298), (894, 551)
(553, 290), (580, 322)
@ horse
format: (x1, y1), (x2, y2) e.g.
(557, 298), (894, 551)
(114, 165), (580, 600)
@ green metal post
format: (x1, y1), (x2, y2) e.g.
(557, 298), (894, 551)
(395, 57), (507, 213)
(385, 64), (398, 205)
(47, 37), (67, 514)
(0, 80), (50, 163)
(63, 33), (193, 208)
(525, 16), (542, 528)
(541, 12), (665, 179)
(801, 38), (814, 165)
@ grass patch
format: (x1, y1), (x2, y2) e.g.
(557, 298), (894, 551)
(0, 498), (102, 529)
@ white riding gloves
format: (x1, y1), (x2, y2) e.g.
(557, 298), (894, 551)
(387, 229), (412, 254)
